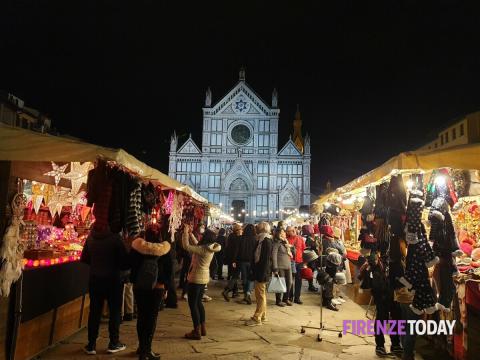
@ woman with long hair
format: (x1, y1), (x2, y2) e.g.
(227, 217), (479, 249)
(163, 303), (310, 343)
(272, 227), (294, 307)
(181, 225), (221, 340)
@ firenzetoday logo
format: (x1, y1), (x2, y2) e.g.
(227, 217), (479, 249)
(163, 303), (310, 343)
(343, 320), (456, 336)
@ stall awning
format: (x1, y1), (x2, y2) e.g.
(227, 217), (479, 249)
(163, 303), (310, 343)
(0, 124), (207, 203)
(314, 143), (480, 206)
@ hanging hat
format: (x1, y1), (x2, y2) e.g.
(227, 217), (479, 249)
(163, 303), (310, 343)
(335, 272), (347, 285)
(301, 267), (314, 281)
(327, 252), (343, 266)
(320, 225), (334, 238)
(302, 249), (319, 264)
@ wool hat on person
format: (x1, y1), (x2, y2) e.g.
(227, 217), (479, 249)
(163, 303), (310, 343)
(302, 249), (319, 264)
(302, 224), (314, 236)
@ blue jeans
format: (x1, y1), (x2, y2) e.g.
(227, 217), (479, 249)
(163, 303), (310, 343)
(239, 262), (254, 295)
(400, 303), (419, 357)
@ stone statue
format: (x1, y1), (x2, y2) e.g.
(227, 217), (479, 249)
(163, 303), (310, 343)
(272, 88), (278, 108)
(205, 87), (212, 107)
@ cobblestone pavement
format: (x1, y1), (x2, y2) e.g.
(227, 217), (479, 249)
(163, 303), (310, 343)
(38, 281), (444, 360)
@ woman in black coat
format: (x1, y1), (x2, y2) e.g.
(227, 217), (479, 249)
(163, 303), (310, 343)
(130, 225), (171, 360)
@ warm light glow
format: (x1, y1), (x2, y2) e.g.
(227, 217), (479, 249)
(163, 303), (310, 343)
(406, 179), (414, 190)
(435, 175), (446, 186)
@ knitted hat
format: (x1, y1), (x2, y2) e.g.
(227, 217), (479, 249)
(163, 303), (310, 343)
(335, 272), (347, 285)
(320, 225), (334, 238)
(302, 224), (314, 236)
(327, 252), (342, 266)
(302, 249), (319, 264)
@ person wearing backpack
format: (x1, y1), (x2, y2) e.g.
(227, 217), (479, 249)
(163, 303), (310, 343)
(130, 225), (171, 360)
(181, 225), (221, 340)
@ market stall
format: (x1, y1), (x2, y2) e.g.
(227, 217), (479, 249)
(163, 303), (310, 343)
(313, 144), (480, 359)
(0, 125), (207, 360)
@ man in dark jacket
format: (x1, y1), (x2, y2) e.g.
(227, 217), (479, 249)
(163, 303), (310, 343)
(80, 226), (129, 355)
(222, 224), (242, 301)
(214, 228), (227, 280)
(246, 222), (273, 326)
(236, 224), (257, 304)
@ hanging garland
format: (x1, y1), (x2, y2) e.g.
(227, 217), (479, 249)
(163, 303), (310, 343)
(168, 192), (184, 241)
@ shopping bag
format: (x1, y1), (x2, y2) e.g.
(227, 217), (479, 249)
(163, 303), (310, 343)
(267, 275), (287, 293)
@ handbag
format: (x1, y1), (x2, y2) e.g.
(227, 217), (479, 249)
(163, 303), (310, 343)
(267, 275), (287, 293)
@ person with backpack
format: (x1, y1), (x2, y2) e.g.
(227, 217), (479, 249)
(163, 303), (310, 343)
(130, 225), (171, 360)
(181, 225), (221, 340)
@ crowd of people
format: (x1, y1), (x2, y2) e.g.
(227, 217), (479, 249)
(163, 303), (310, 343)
(80, 219), (348, 359)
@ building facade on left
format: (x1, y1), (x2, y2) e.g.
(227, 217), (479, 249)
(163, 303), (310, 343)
(0, 90), (52, 132)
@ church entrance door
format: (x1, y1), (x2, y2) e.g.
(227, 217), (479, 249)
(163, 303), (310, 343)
(231, 200), (246, 223)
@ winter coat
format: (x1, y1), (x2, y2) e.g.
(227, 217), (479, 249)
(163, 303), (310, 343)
(182, 231), (221, 285)
(235, 234), (257, 263)
(288, 235), (306, 264)
(215, 235), (226, 258)
(321, 236), (346, 256)
(224, 233), (241, 265)
(129, 238), (172, 286)
(251, 233), (273, 283)
(81, 229), (129, 281)
(272, 238), (292, 271)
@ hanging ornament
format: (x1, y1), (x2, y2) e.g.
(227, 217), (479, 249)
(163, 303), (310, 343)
(68, 190), (87, 210)
(163, 191), (175, 215)
(47, 189), (70, 218)
(80, 206), (91, 222)
(43, 162), (68, 186)
(63, 162), (93, 195)
(168, 193), (184, 241)
(31, 182), (44, 214)
(33, 196), (44, 214)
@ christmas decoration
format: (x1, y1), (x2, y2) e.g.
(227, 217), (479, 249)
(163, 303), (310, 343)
(43, 162), (68, 186)
(0, 193), (27, 297)
(63, 162), (93, 195)
(168, 192), (184, 241)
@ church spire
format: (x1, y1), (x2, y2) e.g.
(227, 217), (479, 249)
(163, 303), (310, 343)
(272, 88), (278, 108)
(293, 104), (304, 153)
(205, 87), (212, 107)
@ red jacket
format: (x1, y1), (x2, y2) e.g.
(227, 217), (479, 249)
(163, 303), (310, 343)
(288, 235), (306, 264)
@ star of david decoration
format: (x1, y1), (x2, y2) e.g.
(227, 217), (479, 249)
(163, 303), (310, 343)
(235, 99), (248, 112)
(43, 161), (68, 186)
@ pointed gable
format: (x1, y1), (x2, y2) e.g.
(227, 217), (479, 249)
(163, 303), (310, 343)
(278, 139), (302, 157)
(208, 82), (272, 116)
(177, 138), (201, 154)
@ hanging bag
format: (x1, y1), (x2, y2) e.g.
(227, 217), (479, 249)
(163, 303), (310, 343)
(267, 275), (287, 293)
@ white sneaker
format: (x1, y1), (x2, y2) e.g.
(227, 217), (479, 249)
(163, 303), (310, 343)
(202, 294), (212, 302)
(331, 299), (342, 306)
(336, 297), (346, 303)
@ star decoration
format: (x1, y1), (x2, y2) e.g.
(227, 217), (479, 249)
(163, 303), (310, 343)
(63, 162), (93, 195)
(47, 189), (70, 218)
(44, 161), (68, 186)
(68, 190), (87, 210)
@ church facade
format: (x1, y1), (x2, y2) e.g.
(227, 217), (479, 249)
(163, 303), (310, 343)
(168, 69), (311, 223)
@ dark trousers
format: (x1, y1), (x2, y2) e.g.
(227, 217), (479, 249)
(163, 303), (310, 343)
(215, 255), (224, 278)
(373, 292), (401, 348)
(400, 303), (419, 357)
(239, 262), (254, 295)
(227, 266), (240, 292)
(87, 276), (123, 345)
(180, 256), (191, 295)
(275, 268), (293, 303)
(134, 288), (163, 354)
(293, 263), (303, 301)
(187, 283), (206, 328)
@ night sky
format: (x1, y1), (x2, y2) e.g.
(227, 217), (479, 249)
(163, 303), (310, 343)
(2, 1), (480, 196)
